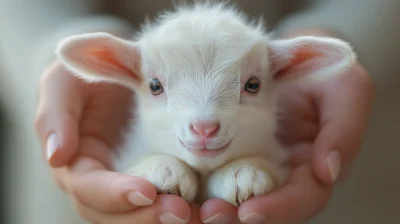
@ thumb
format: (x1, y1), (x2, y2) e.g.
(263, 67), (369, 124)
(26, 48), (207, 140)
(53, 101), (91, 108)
(312, 64), (375, 184)
(35, 60), (86, 167)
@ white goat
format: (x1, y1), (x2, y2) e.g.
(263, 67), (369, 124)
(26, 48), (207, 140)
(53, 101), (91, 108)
(55, 3), (355, 206)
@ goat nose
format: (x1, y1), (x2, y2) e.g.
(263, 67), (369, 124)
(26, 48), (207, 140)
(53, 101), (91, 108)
(191, 122), (219, 138)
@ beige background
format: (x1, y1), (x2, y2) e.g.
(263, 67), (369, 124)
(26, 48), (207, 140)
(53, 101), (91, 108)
(0, 1), (399, 223)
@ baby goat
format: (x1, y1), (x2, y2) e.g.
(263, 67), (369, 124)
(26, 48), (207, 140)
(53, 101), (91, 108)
(56, 3), (355, 206)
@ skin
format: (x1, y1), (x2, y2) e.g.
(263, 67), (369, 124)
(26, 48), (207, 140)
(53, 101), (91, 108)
(35, 29), (375, 224)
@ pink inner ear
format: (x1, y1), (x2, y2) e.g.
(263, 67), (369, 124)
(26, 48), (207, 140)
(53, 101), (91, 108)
(58, 33), (143, 88)
(274, 47), (322, 79)
(269, 37), (354, 81)
(86, 47), (142, 84)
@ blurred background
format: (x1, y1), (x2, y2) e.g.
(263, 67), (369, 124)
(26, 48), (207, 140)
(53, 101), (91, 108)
(0, 0), (399, 223)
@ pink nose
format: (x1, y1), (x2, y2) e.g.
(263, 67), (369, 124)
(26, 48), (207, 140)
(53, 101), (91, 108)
(191, 122), (219, 138)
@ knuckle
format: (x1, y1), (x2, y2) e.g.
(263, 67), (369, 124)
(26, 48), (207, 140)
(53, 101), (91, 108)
(70, 183), (86, 208)
(55, 179), (67, 192)
(105, 174), (124, 209)
(34, 98), (52, 134)
(315, 193), (332, 217)
(33, 111), (46, 135)
(305, 190), (332, 221)
(319, 191), (332, 210)
(38, 72), (56, 96)
(34, 109), (54, 143)
(73, 200), (86, 216)
(52, 168), (72, 192)
(353, 65), (376, 94)
(53, 173), (68, 192)
(340, 64), (376, 99)
(39, 62), (59, 85)
(72, 200), (95, 223)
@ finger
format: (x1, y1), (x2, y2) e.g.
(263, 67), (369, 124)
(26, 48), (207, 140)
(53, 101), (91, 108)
(35, 60), (86, 167)
(201, 199), (244, 224)
(287, 142), (313, 168)
(276, 81), (319, 146)
(72, 194), (192, 224)
(188, 203), (204, 224)
(312, 64), (375, 184)
(238, 165), (333, 224)
(60, 155), (157, 213)
(200, 199), (240, 224)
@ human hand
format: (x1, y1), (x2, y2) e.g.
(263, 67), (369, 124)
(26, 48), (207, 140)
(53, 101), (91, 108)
(34, 60), (201, 223)
(198, 37), (375, 223)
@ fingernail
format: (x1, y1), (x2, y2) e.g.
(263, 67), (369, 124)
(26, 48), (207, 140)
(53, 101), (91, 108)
(159, 212), (188, 224)
(127, 191), (153, 206)
(46, 133), (59, 160)
(326, 150), (341, 183)
(202, 213), (231, 224)
(240, 213), (267, 224)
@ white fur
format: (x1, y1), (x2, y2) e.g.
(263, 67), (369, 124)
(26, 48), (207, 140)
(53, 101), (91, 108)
(55, 2), (355, 205)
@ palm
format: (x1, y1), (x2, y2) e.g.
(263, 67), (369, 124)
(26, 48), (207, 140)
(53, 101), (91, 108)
(76, 81), (134, 166)
(275, 78), (319, 168)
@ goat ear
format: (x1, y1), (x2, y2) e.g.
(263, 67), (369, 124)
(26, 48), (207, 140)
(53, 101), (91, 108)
(268, 36), (356, 80)
(56, 32), (142, 89)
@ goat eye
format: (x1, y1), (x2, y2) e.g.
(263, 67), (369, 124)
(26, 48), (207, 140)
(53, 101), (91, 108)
(149, 78), (164, 95)
(245, 77), (261, 93)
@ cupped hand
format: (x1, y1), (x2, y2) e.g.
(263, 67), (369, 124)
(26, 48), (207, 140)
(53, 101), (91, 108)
(34, 60), (201, 223)
(199, 61), (375, 224)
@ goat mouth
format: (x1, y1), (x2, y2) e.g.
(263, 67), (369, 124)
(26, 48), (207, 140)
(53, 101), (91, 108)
(179, 140), (231, 158)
